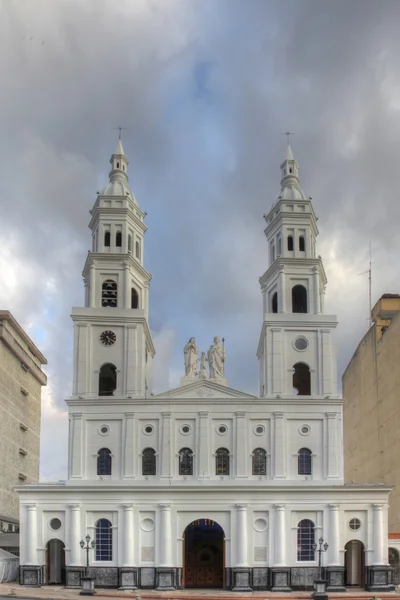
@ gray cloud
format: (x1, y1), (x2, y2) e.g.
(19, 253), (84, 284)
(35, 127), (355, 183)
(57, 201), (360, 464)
(1, 0), (400, 478)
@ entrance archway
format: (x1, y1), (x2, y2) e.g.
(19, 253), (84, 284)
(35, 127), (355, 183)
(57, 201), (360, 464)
(183, 519), (224, 589)
(46, 539), (66, 584)
(345, 540), (365, 587)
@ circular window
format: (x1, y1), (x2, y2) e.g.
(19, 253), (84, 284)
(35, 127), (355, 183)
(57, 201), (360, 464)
(294, 337), (309, 351)
(349, 518), (361, 531)
(254, 518), (268, 532)
(299, 424), (310, 436)
(49, 518), (62, 531)
(217, 425), (228, 435)
(254, 425), (265, 435)
(99, 425), (109, 436)
(140, 518), (155, 532)
(180, 424), (191, 435)
(144, 425), (154, 435)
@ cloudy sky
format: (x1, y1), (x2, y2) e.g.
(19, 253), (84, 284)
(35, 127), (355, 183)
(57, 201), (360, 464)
(2, 0), (400, 481)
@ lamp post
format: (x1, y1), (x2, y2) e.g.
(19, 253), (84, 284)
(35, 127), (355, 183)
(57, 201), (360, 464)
(312, 537), (329, 600)
(79, 534), (96, 596)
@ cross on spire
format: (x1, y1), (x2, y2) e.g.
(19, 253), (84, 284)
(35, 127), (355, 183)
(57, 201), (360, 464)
(113, 126), (129, 140)
(283, 131), (295, 146)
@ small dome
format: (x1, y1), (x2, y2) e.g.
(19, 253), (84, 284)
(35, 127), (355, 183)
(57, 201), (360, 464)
(274, 183), (307, 205)
(101, 179), (136, 203)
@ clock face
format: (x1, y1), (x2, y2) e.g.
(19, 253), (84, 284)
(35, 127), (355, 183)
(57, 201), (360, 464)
(100, 330), (116, 346)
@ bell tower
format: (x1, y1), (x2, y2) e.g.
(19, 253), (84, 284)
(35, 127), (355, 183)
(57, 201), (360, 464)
(257, 142), (338, 398)
(71, 137), (155, 399)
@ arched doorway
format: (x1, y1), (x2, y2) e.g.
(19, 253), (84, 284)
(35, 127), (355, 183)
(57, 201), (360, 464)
(46, 539), (65, 584)
(183, 519), (224, 589)
(389, 547), (400, 585)
(345, 540), (365, 587)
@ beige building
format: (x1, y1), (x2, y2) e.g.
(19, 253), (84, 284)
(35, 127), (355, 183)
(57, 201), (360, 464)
(0, 311), (47, 521)
(343, 294), (400, 532)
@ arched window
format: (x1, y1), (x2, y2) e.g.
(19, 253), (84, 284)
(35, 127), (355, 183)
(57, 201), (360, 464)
(272, 292), (278, 313)
(293, 362), (311, 395)
(97, 448), (112, 475)
(95, 519), (112, 561)
(288, 235), (294, 251)
(135, 240), (140, 259)
(292, 284), (307, 313)
(104, 231), (110, 247)
(298, 448), (312, 475)
(179, 448), (193, 476)
(297, 519), (315, 561)
(131, 288), (139, 309)
(116, 231), (122, 247)
(142, 448), (156, 476)
(128, 234), (132, 253)
(252, 448), (267, 475)
(99, 363), (117, 396)
(299, 236), (305, 252)
(215, 448), (229, 475)
(389, 548), (400, 585)
(102, 280), (117, 307)
(116, 162), (119, 168)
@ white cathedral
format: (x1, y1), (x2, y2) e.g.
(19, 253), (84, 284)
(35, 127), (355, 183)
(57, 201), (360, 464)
(17, 139), (393, 592)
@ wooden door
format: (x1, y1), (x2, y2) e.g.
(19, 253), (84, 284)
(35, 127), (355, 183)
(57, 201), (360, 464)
(185, 542), (223, 588)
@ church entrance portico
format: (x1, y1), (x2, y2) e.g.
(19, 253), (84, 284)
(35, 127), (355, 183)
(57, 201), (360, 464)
(183, 519), (224, 589)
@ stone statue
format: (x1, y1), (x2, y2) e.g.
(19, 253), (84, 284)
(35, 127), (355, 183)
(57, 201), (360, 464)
(207, 336), (225, 379)
(199, 352), (208, 379)
(183, 337), (198, 377)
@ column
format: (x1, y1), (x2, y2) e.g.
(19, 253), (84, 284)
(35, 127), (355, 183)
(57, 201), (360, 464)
(373, 504), (385, 565)
(326, 413), (339, 479)
(274, 504), (286, 566)
(70, 413), (83, 478)
(198, 411), (210, 478)
(273, 412), (286, 478)
(26, 504), (38, 565)
(328, 504), (340, 565)
(321, 330), (333, 396)
(271, 329), (283, 394)
(159, 504), (172, 566)
(235, 412), (247, 478)
(68, 504), (81, 565)
(124, 262), (130, 308)
(160, 412), (173, 478)
(123, 413), (135, 478)
(90, 262), (96, 307)
(122, 505), (135, 566)
(235, 504), (248, 566)
(313, 267), (320, 314)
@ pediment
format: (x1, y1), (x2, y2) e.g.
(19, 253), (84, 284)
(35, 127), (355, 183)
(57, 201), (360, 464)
(154, 378), (256, 399)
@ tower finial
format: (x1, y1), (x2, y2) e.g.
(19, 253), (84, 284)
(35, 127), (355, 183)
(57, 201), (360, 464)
(113, 126), (128, 140)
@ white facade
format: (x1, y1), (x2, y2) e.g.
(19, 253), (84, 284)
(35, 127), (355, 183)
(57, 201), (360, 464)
(17, 140), (393, 591)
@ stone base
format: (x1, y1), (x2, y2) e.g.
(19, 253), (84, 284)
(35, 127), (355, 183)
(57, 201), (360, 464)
(252, 567), (269, 590)
(325, 566), (345, 591)
(270, 567), (292, 592)
(155, 567), (177, 590)
(66, 566), (86, 588)
(366, 565), (395, 591)
(118, 568), (138, 589)
(231, 568), (252, 591)
(19, 565), (43, 587)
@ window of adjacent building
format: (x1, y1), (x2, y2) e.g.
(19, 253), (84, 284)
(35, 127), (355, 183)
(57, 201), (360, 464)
(102, 280), (117, 307)
(179, 448), (193, 475)
(298, 448), (312, 475)
(104, 231), (110, 247)
(95, 519), (112, 561)
(215, 447), (229, 475)
(292, 284), (307, 313)
(297, 519), (315, 561)
(252, 448), (267, 476)
(293, 362), (311, 395)
(97, 448), (112, 476)
(131, 288), (139, 309)
(142, 448), (156, 476)
(98, 363), (117, 396)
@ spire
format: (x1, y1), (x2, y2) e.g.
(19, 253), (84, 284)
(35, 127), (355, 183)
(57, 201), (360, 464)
(115, 136), (125, 156)
(109, 133), (129, 183)
(280, 139), (300, 189)
(286, 141), (294, 161)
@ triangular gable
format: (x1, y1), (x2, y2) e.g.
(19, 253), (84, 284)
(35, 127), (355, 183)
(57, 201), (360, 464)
(154, 378), (256, 399)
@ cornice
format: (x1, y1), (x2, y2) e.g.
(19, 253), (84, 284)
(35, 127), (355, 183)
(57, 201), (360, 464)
(259, 257), (327, 288)
(82, 252), (152, 283)
(256, 317), (338, 357)
(89, 206), (147, 235)
(264, 209), (319, 240)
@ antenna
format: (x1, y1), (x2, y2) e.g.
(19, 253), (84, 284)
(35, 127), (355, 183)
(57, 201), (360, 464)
(358, 240), (372, 328)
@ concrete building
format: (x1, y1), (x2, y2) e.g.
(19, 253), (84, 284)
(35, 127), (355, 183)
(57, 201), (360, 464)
(17, 140), (393, 592)
(0, 311), (47, 523)
(343, 294), (400, 580)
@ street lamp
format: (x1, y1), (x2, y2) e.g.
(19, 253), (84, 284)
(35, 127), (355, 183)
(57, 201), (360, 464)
(312, 537), (329, 600)
(79, 534), (96, 596)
